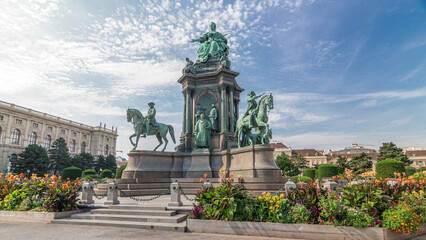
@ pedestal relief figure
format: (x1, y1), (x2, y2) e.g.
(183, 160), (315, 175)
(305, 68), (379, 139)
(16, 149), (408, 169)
(194, 113), (211, 149)
(209, 104), (218, 132)
(182, 57), (196, 74)
(243, 91), (264, 128)
(191, 22), (229, 63)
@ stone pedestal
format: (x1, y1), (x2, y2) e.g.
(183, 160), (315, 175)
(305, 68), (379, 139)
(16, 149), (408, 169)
(184, 149), (212, 178)
(229, 145), (282, 179)
(122, 150), (174, 179)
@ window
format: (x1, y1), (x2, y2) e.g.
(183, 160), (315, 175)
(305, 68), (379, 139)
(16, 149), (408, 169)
(69, 140), (75, 152)
(11, 129), (20, 144)
(16, 119), (22, 125)
(104, 144), (109, 155)
(83, 135), (87, 139)
(0, 126), (2, 141)
(72, 132), (76, 137)
(32, 123), (38, 128)
(81, 142), (86, 153)
(106, 137), (109, 142)
(0, 115), (3, 120)
(61, 129), (65, 134)
(44, 135), (52, 150)
(29, 132), (37, 145)
(47, 126), (53, 131)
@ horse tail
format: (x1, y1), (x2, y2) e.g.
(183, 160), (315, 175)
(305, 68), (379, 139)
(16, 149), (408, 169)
(168, 125), (176, 144)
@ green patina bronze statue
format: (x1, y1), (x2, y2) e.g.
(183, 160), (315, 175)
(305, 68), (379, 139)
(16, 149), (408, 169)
(235, 93), (274, 148)
(182, 57), (196, 74)
(191, 22), (229, 63)
(127, 105), (176, 151)
(194, 113), (211, 149)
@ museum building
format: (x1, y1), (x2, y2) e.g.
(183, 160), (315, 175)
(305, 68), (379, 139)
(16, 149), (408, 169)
(0, 100), (118, 172)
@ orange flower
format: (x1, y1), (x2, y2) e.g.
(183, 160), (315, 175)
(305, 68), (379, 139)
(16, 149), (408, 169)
(9, 175), (14, 180)
(204, 173), (208, 178)
(199, 178), (204, 182)
(51, 175), (58, 181)
(52, 182), (57, 187)
(19, 173), (24, 178)
(62, 184), (68, 190)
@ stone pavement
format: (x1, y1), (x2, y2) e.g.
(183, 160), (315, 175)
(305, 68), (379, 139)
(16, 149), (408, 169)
(0, 221), (294, 240)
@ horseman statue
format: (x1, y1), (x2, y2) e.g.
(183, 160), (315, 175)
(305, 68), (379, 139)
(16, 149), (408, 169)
(126, 103), (176, 152)
(235, 92), (274, 148)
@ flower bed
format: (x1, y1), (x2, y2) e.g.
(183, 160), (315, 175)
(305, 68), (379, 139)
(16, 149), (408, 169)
(0, 173), (81, 212)
(188, 170), (426, 236)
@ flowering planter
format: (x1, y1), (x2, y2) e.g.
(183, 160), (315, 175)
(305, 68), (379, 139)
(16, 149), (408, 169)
(187, 219), (426, 240)
(0, 210), (83, 223)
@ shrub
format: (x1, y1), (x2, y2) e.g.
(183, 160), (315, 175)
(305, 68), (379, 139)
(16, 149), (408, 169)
(83, 175), (100, 181)
(405, 166), (416, 176)
(298, 176), (310, 182)
(318, 164), (339, 180)
(344, 208), (377, 228)
(291, 203), (313, 224)
(62, 166), (82, 180)
(318, 191), (346, 225)
(82, 169), (97, 177)
(303, 168), (316, 179)
(376, 159), (405, 179)
(382, 203), (420, 234)
(100, 169), (112, 178)
(115, 163), (127, 179)
(315, 169), (318, 179)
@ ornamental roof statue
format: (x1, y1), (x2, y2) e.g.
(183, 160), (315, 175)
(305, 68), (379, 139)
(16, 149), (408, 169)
(191, 22), (229, 63)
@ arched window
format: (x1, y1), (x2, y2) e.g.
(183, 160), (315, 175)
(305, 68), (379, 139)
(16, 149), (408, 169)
(44, 135), (52, 150)
(69, 140), (76, 152)
(10, 129), (20, 144)
(29, 132), (37, 145)
(81, 142), (86, 153)
(0, 126), (2, 141)
(104, 144), (109, 155)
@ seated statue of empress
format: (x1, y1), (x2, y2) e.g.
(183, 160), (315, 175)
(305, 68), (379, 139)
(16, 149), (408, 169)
(191, 22), (229, 63)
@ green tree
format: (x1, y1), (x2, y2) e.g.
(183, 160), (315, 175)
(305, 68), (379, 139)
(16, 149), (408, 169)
(13, 144), (50, 176)
(349, 152), (372, 174)
(292, 153), (308, 172)
(275, 154), (300, 176)
(48, 137), (71, 175)
(104, 154), (117, 175)
(336, 155), (350, 174)
(71, 152), (94, 170)
(377, 142), (411, 166)
(94, 155), (106, 174)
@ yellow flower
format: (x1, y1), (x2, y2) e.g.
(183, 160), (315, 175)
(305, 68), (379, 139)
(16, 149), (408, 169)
(280, 193), (285, 199)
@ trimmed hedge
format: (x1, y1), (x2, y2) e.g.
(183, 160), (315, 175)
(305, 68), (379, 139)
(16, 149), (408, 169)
(82, 169), (97, 177)
(376, 159), (405, 179)
(302, 168), (316, 179)
(115, 164), (127, 179)
(83, 175), (100, 181)
(62, 166), (82, 180)
(100, 169), (113, 178)
(405, 166), (416, 176)
(318, 164), (339, 179)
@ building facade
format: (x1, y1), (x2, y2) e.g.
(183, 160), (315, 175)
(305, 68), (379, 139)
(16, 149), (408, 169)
(0, 100), (118, 173)
(404, 148), (426, 169)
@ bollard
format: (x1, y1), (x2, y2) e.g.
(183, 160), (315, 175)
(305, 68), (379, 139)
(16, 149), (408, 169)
(80, 181), (95, 204)
(285, 178), (296, 195)
(104, 180), (120, 205)
(323, 179), (338, 191)
(203, 180), (212, 189)
(168, 180), (183, 207)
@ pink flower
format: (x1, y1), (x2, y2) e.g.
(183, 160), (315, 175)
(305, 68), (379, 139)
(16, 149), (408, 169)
(332, 216), (335, 219)
(330, 222), (334, 224)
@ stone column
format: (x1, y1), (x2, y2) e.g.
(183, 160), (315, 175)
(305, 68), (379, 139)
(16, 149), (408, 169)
(182, 91), (186, 135)
(235, 99), (240, 123)
(220, 85), (226, 132)
(228, 87), (234, 132)
(185, 90), (191, 134)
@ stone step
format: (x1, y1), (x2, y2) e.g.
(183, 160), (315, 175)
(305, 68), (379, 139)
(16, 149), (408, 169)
(108, 205), (167, 211)
(90, 208), (177, 216)
(51, 219), (186, 232)
(72, 213), (188, 223)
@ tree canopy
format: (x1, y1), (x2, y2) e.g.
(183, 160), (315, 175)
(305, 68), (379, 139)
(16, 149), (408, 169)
(377, 142), (411, 166)
(350, 152), (372, 174)
(14, 144), (50, 176)
(336, 155), (350, 174)
(275, 154), (300, 177)
(48, 137), (71, 175)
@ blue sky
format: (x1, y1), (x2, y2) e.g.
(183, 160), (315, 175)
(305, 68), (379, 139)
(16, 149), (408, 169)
(1, 0), (425, 158)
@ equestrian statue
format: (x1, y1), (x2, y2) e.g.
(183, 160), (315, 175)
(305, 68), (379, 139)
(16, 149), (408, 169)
(126, 102), (176, 151)
(235, 92), (274, 148)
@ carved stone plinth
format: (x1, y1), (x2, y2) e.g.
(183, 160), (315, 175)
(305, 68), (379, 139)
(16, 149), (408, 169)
(184, 149), (212, 178)
(122, 150), (175, 179)
(229, 145), (282, 179)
